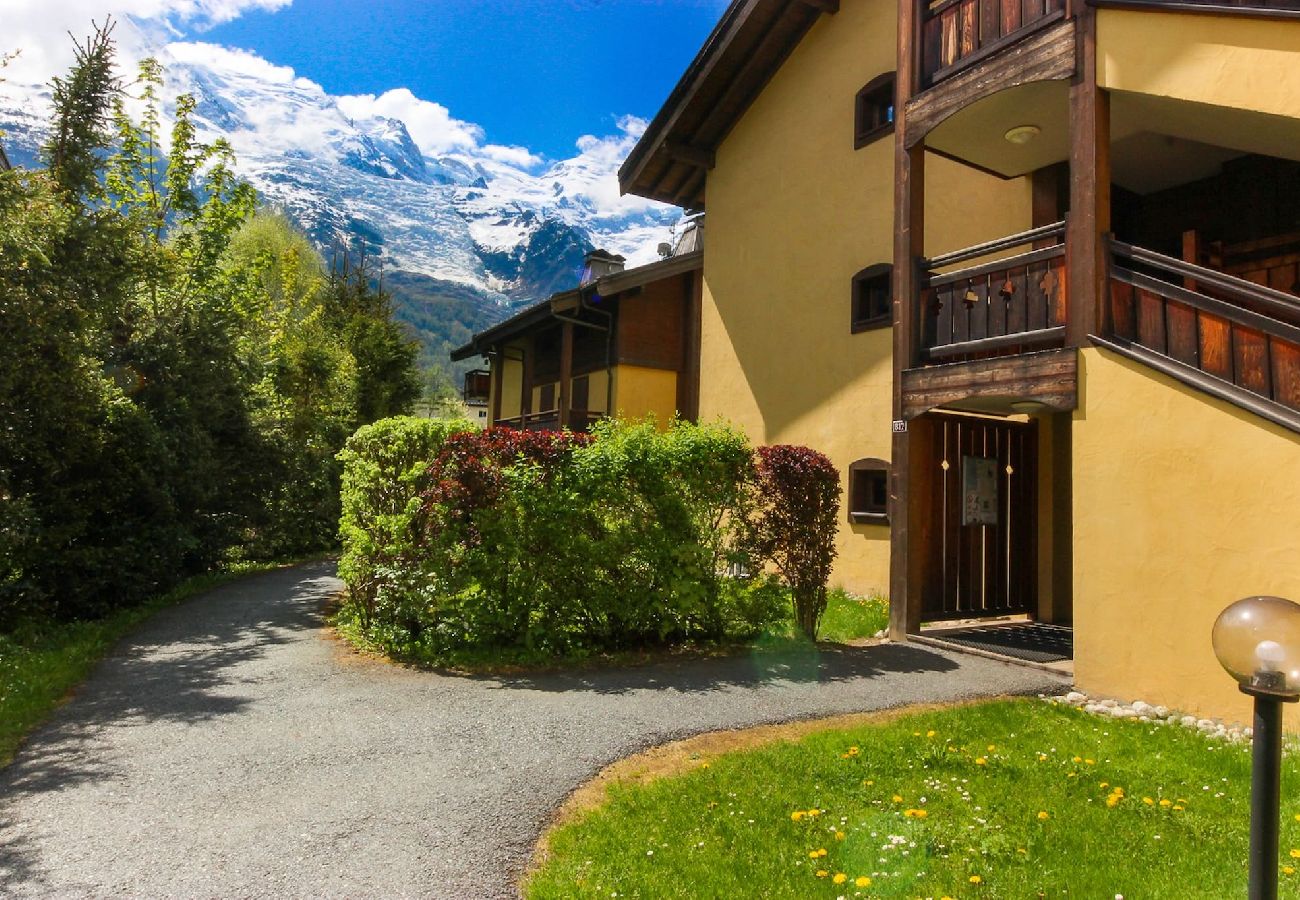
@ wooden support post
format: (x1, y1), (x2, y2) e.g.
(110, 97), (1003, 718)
(521, 339), (534, 416)
(490, 343), (503, 426)
(1066, 8), (1110, 345)
(678, 270), (703, 422)
(890, 0), (927, 641)
(558, 321), (574, 429)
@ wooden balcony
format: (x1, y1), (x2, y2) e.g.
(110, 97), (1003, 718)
(920, 0), (1066, 86)
(920, 221), (1068, 364)
(1100, 238), (1300, 430)
(493, 410), (606, 432)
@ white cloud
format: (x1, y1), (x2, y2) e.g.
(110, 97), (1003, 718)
(480, 143), (542, 168)
(337, 88), (483, 157)
(1, 0), (291, 88)
(546, 115), (666, 220)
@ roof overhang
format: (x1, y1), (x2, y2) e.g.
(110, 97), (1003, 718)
(0, 143), (10, 171)
(617, 0), (837, 210)
(449, 251), (705, 361)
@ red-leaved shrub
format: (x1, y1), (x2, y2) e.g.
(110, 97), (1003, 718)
(750, 444), (842, 639)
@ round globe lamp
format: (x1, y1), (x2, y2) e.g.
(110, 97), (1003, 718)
(1213, 595), (1300, 900)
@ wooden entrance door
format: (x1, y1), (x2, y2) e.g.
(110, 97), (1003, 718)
(920, 412), (1037, 621)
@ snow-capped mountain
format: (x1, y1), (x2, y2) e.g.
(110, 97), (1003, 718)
(0, 37), (684, 374)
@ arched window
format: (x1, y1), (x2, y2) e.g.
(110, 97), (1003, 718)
(854, 72), (896, 149)
(848, 458), (890, 525)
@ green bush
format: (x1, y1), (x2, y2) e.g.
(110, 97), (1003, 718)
(337, 416), (475, 628)
(336, 417), (809, 664)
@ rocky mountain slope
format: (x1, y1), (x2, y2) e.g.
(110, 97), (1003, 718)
(0, 39), (682, 383)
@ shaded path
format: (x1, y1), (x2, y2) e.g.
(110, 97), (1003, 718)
(0, 562), (1065, 898)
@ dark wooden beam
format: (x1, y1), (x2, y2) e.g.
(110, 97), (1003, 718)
(521, 340), (534, 415)
(664, 140), (715, 170)
(890, 0), (927, 641)
(795, 0), (839, 13)
(900, 348), (1079, 420)
(558, 322), (574, 429)
(1066, 9), (1109, 345)
(678, 270), (703, 422)
(903, 19), (1075, 147)
(672, 168), (708, 210)
(490, 343), (503, 425)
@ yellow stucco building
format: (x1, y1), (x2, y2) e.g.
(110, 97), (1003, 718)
(619, 0), (1300, 727)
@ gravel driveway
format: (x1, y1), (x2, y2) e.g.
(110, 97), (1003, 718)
(0, 561), (1065, 898)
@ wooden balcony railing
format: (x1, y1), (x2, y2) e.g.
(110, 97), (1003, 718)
(920, 0), (1066, 85)
(1092, 0), (1300, 18)
(920, 221), (1068, 363)
(493, 410), (606, 432)
(1104, 238), (1300, 422)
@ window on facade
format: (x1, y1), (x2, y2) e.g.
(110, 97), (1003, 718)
(855, 72), (896, 150)
(848, 458), (890, 525)
(852, 264), (893, 333)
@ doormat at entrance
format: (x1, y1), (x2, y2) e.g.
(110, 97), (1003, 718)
(931, 622), (1073, 663)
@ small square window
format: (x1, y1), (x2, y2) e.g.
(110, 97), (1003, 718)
(849, 458), (890, 525)
(852, 263), (893, 333)
(855, 72), (896, 150)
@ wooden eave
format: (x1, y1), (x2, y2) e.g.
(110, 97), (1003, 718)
(449, 251), (705, 361)
(618, 0), (838, 210)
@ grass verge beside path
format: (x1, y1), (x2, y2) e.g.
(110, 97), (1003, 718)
(0, 555), (327, 768)
(527, 698), (1299, 899)
(331, 587), (890, 674)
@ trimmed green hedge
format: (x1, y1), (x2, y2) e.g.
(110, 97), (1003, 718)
(336, 417), (839, 663)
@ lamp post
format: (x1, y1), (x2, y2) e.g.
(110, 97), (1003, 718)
(1213, 596), (1300, 900)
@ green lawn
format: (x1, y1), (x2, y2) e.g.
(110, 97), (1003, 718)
(528, 698), (1300, 898)
(0, 557), (320, 767)
(819, 588), (889, 643)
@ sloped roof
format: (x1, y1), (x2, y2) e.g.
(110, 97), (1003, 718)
(617, 0), (838, 209)
(449, 249), (704, 361)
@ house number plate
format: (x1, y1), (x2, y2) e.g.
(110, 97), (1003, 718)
(891, 420), (907, 433)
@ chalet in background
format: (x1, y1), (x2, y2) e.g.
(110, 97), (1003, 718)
(614, 0), (1300, 726)
(452, 219), (703, 430)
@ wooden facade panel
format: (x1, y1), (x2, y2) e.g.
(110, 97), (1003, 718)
(1050, 257), (1067, 326)
(1110, 280), (1135, 341)
(616, 280), (686, 370)
(1000, 0), (1021, 35)
(979, 0), (999, 45)
(902, 348), (1078, 419)
(1198, 313), (1233, 381)
(968, 275), (990, 341)
(941, 9), (958, 68)
(1136, 288), (1166, 353)
(1165, 300), (1199, 367)
(934, 286), (954, 348)
(1273, 341), (1300, 410)
(1234, 327), (1271, 396)
(959, 0), (977, 57)
(1006, 268), (1028, 335)
(1026, 261), (1048, 331)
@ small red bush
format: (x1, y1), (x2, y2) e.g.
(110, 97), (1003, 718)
(750, 444), (842, 639)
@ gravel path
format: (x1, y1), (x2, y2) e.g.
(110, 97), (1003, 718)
(0, 561), (1066, 898)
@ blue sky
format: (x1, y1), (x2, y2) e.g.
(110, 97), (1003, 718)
(200, 0), (725, 160)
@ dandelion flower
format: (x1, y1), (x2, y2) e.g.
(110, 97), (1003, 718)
(1143, 797), (1155, 806)
(969, 874), (983, 884)
(1086, 759), (1096, 765)
(975, 757), (987, 766)
(815, 869), (829, 878)
(1100, 782), (1109, 789)
(892, 794), (903, 803)
(1286, 866), (1297, 876)
(864, 779), (874, 786)
(1017, 848), (1028, 855)
(927, 730), (937, 738)
(1073, 756), (1083, 763)
(1037, 811), (1049, 820)
(791, 811), (805, 822)
(904, 809), (928, 819)
(1159, 799), (1172, 808)
(1173, 805), (1184, 811)
(1106, 796), (1120, 809)
(1037, 753), (1048, 761)
(835, 831), (846, 841)
(833, 872), (847, 884)
(988, 745), (996, 752)
(808, 808), (821, 818)
(1290, 849), (1300, 859)
(855, 876), (871, 887)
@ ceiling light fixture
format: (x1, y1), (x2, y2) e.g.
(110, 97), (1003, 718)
(1004, 125), (1041, 146)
